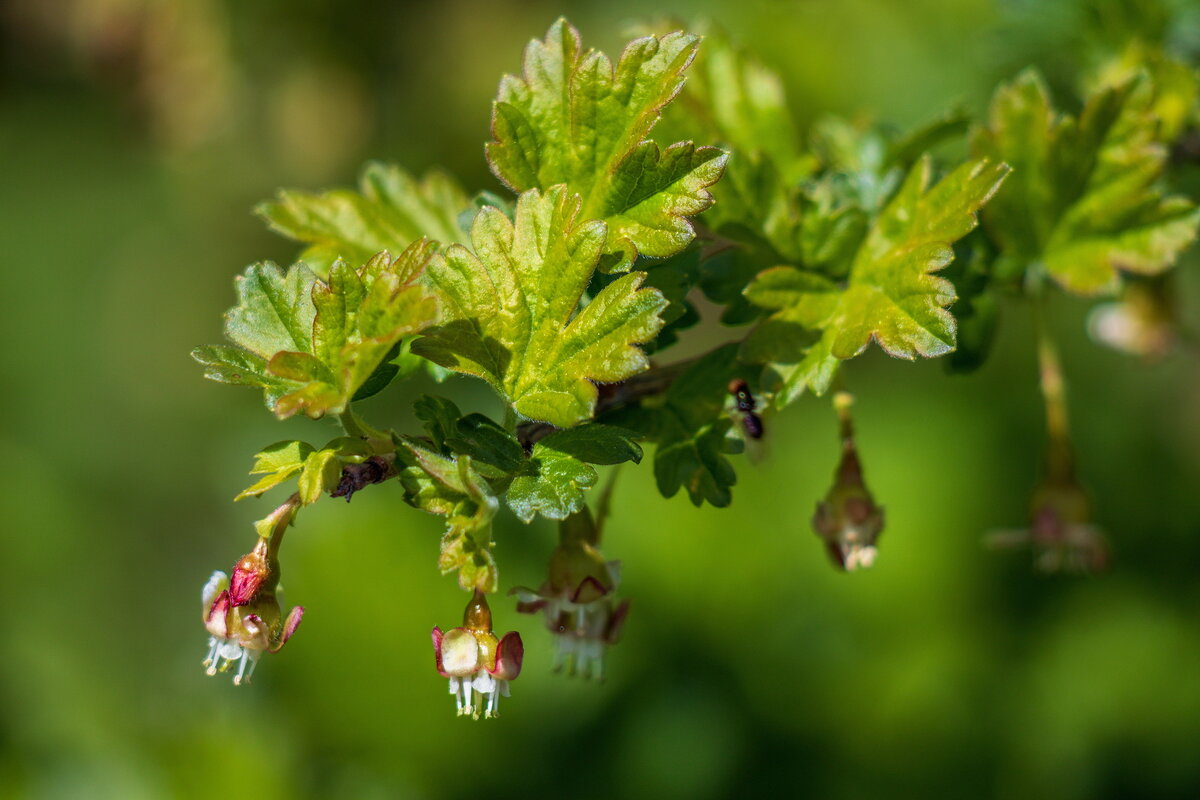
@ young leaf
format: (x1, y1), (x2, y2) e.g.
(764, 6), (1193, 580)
(397, 438), (500, 593)
(224, 261), (319, 360)
(745, 156), (1011, 405)
(191, 261), (320, 409)
(274, 243), (440, 419)
(192, 344), (295, 409)
(486, 18), (727, 268)
(413, 186), (667, 427)
(235, 440), (316, 500)
(658, 21), (802, 174)
(972, 70), (1199, 295)
(506, 425), (641, 522)
(258, 162), (469, 275)
(297, 448), (342, 506)
(195, 241), (440, 419)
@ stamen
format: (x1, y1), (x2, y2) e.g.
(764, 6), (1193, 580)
(234, 651), (250, 685)
(203, 637), (219, 672)
(244, 654), (260, 683)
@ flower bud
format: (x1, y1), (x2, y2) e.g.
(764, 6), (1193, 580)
(812, 393), (884, 570)
(432, 590), (523, 719)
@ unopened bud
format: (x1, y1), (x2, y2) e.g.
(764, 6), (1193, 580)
(812, 392), (884, 570)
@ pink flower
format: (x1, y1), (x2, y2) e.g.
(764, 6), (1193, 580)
(202, 539), (304, 684)
(432, 590), (523, 719)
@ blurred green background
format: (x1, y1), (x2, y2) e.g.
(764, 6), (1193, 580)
(3, 0), (1200, 797)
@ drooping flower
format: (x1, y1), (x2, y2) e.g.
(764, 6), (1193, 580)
(202, 536), (304, 684)
(510, 509), (629, 680)
(812, 392), (884, 570)
(432, 589), (523, 719)
(987, 471), (1109, 574)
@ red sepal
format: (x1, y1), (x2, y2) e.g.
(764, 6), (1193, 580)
(489, 631), (524, 681)
(431, 626), (449, 677)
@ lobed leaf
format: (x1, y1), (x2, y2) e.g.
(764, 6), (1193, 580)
(413, 186), (667, 427)
(487, 18), (727, 269)
(745, 157), (1011, 405)
(506, 424), (643, 522)
(972, 69), (1199, 295)
(413, 395), (525, 478)
(397, 437), (500, 593)
(194, 241), (440, 418)
(603, 344), (747, 507)
(258, 162), (470, 275)
(235, 440), (315, 500)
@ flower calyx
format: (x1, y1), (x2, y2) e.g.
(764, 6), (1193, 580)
(432, 589), (523, 719)
(812, 392), (884, 571)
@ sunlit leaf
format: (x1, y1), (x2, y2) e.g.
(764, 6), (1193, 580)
(487, 17), (726, 269)
(745, 157), (1010, 404)
(258, 162), (469, 275)
(413, 186), (666, 427)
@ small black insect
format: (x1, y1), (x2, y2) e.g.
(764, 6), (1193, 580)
(728, 378), (765, 440)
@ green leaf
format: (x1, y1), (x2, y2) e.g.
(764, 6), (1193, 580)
(537, 423), (643, 466)
(297, 447), (342, 506)
(942, 233), (1000, 374)
(659, 22), (802, 173)
(191, 344), (293, 407)
(413, 186), (667, 427)
(397, 438), (500, 593)
(277, 243), (440, 419)
(486, 18), (727, 268)
(235, 440), (315, 500)
(448, 415), (525, 475)
(413, 395), (462, 453)
(505, 424), (641, 522)
(602, 344), (746, 507)
(590, 245), (701, 352)
(506, 446), (596, 523)
(745, 156), (1011, 404)
(655, 419), (742, 508)
(886, 107), (972, 168)
(224, 261), (319, 359)
(258, 162), (470, 275)
(197, 241), (440, 418)
(413, 396), (525, 478)
(972, 69), (1200, 296)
